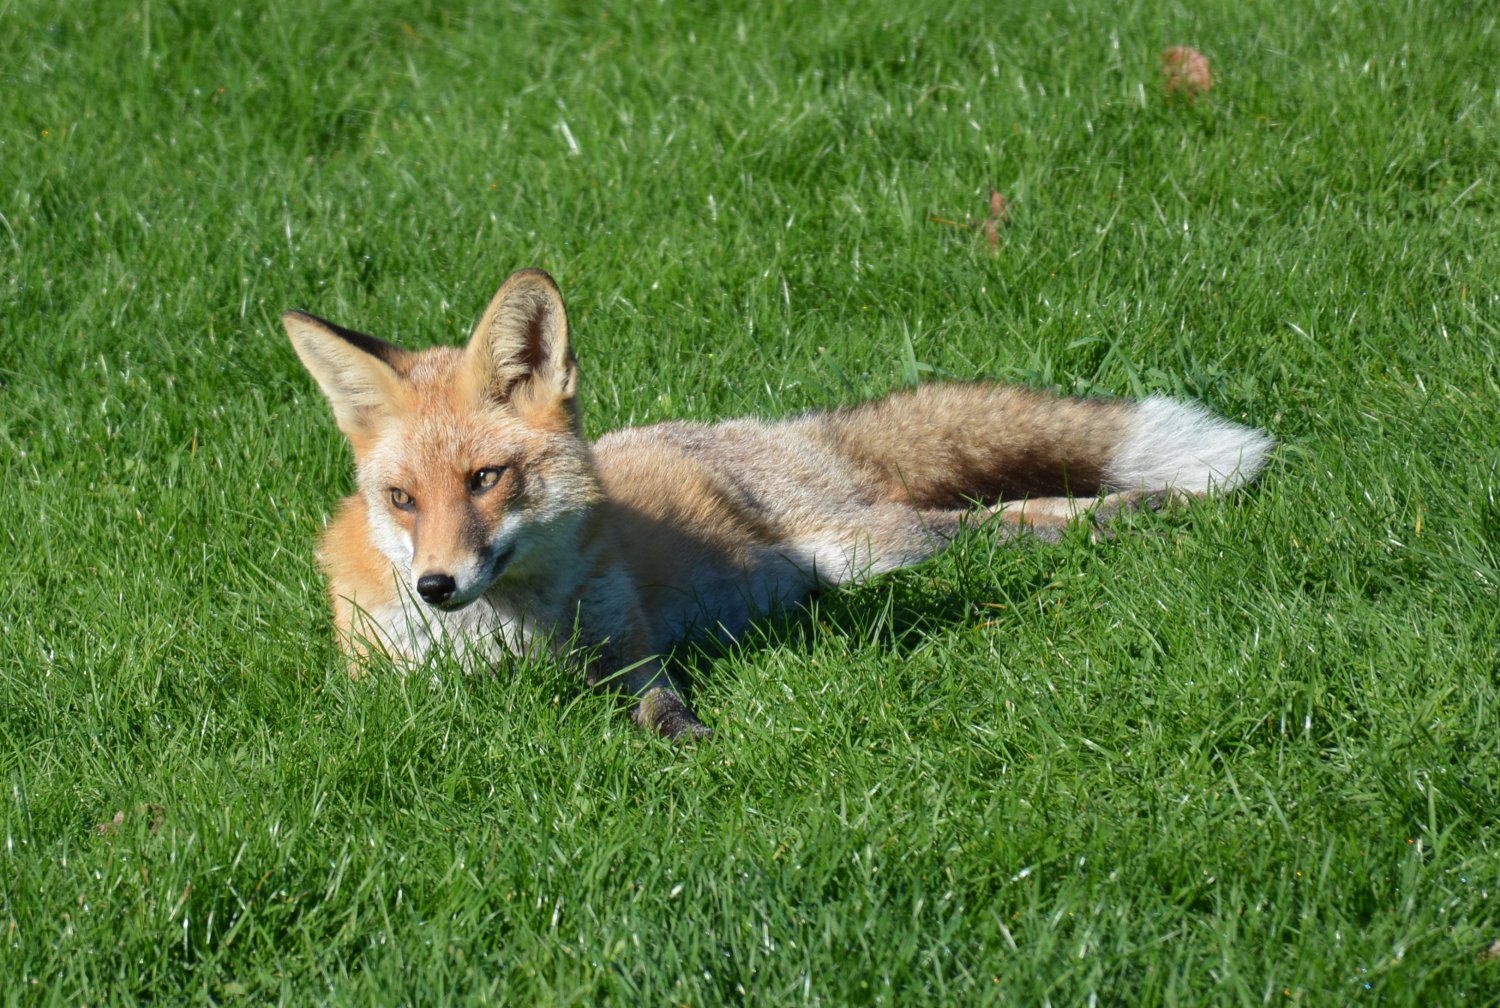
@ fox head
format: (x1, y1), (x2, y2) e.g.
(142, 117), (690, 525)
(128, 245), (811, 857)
(284, 269), (604, 611)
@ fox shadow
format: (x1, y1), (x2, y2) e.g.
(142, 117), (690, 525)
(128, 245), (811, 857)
(663, 532), (1091, 698)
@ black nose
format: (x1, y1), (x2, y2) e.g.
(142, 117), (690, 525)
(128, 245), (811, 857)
(416, 573), (456, 605)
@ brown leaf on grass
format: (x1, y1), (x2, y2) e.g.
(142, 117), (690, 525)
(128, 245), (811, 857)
(1480, 939), (1500, 963)
(980, 219), (999, 251)
(929, 189), (1011, 251)
(988, 189), (1011, 226)
(981, 190), (1011, 250)
(1161, 46), (1213, 104)
(95, 803), (166, 837)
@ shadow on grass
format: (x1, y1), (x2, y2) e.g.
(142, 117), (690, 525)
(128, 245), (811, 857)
(666, 534), (1081, 696)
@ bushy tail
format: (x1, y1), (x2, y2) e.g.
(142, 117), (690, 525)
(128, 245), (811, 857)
(802, 384), (1273, 509)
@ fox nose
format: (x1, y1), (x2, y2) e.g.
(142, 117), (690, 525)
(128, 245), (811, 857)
(416, 573), (457, 605)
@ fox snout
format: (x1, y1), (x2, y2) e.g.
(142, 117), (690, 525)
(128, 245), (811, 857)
(409, 534), (518, 611)
(409, 555), (490, 611)
(411, 561), (487, 611)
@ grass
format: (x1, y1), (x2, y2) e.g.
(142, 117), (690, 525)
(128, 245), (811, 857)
(2, 0), (1498, 1002)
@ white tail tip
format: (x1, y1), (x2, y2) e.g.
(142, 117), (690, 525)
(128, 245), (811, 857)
(1106, 395), (1274, 494)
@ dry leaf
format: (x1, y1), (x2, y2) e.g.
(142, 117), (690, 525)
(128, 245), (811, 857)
(928, 189), (1010, 252)
(95, 803), (166, 837)
(1161, 46), (1213, 104)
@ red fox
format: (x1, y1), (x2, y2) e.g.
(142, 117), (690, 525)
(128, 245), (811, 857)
(284, 269), (1272, 740)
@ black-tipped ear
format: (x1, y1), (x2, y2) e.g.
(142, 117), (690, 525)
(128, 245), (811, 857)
(463, 269), (578, 406)
(282, 310), (408, 446)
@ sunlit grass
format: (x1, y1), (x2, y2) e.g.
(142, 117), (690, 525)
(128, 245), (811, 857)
(2, 0), (1497, 1002)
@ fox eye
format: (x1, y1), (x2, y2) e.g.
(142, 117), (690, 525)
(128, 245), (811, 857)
(470, 467), (505, 493)
(390, 487), (416, 511)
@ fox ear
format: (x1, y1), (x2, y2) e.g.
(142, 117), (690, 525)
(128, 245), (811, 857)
(464, 269), (579, 415)
(282, 310), (407, 447)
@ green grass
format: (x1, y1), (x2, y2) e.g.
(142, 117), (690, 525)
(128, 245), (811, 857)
(3, 0), (1498, 1002)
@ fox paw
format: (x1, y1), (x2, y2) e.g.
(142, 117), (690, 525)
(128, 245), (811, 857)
(1084, 489), (1195, 540)
(632, 687), (714, 743)
(1090, 488), (1188, 520)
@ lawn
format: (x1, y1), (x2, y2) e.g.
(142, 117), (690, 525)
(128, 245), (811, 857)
(2, 0), (1497, 1003)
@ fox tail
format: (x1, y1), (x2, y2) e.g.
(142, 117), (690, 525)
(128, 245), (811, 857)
(805, 384), (1273, 508)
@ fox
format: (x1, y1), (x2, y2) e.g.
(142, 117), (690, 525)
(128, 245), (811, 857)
(283, 268), (1273, 741)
